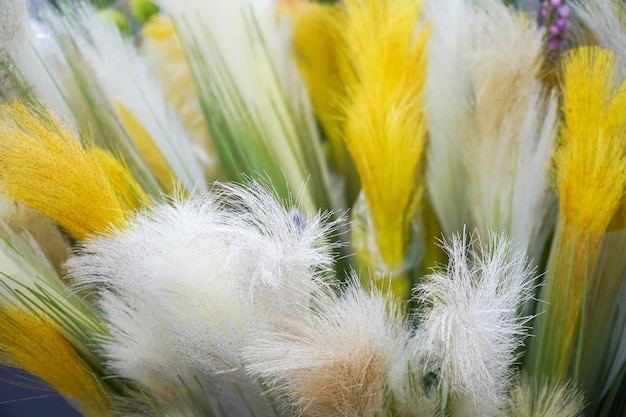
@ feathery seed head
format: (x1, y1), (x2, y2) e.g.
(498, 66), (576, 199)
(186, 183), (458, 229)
(66, 181), (340, 412)
(415, 231), (535, 415)
(244, 276), (410, 417)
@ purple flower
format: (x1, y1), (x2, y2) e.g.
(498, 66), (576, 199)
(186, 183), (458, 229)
(548, 38), (560, 50)
(556, 17), (570, 30)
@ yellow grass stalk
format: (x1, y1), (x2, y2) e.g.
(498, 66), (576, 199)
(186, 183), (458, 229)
(0, 102), (139, 239)
(0, 307), (110, 417)
(339, 0), (429, 300)
(531, 47), (626, 380)
(141, 16), (221, 180)
(114, 100), (177, 194)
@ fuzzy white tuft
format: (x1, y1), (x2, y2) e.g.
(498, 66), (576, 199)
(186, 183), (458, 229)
(415, 231), (535, 416)
(66, 181), (340, 416)
(243, 275), (410, 417)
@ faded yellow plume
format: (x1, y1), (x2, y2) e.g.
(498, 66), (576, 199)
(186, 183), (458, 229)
(114, 100), (177, 194)
(0, 307), (109, 417)
(338, 0), (429, 300)
(0, 102), (144, 240)
(141, 16), (222, 180)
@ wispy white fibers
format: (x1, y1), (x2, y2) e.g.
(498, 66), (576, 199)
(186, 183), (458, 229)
(464, 0), (558, 261)
(415, 232), (535, 416)
(424, 0), (474, 237)
(47, 4), (207, 192)
(66, 181), (340, 416)
(244, 275), (414, 417)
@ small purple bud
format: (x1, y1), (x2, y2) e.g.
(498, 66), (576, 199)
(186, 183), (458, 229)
(560, 40), (568, 49)
(557, 17), (570, 30)
(558, 4), (571, 17)
(541, 7), (548, 17)
(548, 39), (560, 50)
(550, 0), (561, 6)
(549, 24), (560, 35)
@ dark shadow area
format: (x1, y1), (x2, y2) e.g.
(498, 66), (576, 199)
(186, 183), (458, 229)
(0, 367), (82, 417)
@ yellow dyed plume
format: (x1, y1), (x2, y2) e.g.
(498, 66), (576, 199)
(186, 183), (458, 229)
(0, 102), (143, 240)
(339, 0), (429, 300)
(114, 100), (177, 194)
(141, 16), (222, 180)
(556, 46), (626, 233)
(547, 46), (626, 375)
(0, 307), (109, 417)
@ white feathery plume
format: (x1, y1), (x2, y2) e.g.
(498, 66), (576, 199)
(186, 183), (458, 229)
(46, 4), (207, 192)
(415, 231), (535, 416)
(243, 275), (411, 417)
(572, 0), (626, 74)
(66, 181), (340, 416)
(464, 0), (557, 261)
(156, 0), (333, 213)
(424, 0), (474, 237)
